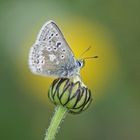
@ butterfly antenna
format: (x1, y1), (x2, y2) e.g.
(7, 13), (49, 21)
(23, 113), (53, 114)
(83, 56), (98, 60)
(79, 46), (92, 58)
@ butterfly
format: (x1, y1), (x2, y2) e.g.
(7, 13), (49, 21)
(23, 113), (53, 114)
(28, 20), (96, 78)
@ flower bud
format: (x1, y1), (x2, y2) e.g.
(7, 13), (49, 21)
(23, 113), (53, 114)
(48, 78), (92, 114)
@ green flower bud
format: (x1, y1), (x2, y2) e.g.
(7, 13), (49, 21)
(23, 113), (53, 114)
(48, 78), (92, 114)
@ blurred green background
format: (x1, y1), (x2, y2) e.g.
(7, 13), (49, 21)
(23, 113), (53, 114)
(0, 0), (140, 140)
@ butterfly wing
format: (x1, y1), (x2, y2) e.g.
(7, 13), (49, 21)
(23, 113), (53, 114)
(29, 20), (78, 77)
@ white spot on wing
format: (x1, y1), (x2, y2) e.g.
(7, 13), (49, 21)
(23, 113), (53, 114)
(49, 54), (56, 61)
(56, 61), (59, 65)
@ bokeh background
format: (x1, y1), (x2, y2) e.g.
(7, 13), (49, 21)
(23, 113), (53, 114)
(0, 0), (140, 140)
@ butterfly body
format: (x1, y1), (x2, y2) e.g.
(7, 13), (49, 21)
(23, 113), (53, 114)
(29, 20), (84, 78)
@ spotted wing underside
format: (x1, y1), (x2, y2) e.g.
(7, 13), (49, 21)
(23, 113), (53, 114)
(29, 20), (77, 77)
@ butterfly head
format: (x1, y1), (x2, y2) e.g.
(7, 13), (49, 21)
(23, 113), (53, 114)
(76, 59), (85, 69)
(76, 55), (98, 70)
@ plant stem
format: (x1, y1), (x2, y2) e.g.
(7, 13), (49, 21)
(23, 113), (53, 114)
(44, 105), (68, 140)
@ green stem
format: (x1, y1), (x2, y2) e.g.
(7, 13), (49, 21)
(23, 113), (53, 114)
(44, 105), (68, 140)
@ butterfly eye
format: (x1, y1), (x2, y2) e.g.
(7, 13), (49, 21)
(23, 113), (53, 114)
(77, 61), (83, 67)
